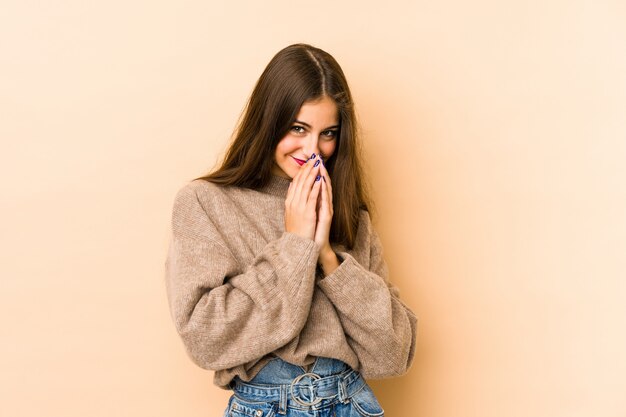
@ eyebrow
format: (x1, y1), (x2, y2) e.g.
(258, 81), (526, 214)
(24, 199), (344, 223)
(294, 120), (340, 130)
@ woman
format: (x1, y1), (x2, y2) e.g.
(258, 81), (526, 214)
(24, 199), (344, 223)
(165, 43), (417, 417)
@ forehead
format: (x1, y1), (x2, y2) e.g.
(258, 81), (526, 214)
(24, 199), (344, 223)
(296, 96), (339, 125)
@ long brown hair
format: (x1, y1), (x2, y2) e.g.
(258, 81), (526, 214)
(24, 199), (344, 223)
(194, 43), (374, 249)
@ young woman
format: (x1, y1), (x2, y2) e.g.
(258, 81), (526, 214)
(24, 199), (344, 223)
(165, 43), (417, 417)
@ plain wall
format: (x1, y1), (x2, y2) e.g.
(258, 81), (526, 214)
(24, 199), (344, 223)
(1, 1), (625, 416)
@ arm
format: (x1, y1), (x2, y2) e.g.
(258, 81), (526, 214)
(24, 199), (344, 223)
(164, 184), (319, 371)
(316, 212), (417, 378)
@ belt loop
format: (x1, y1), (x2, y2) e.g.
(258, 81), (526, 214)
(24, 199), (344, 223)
(277, 384), (287, 415)
(337, 375), (349, 404)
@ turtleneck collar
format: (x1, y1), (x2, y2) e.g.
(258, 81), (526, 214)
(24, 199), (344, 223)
(259, 174), (292, 198)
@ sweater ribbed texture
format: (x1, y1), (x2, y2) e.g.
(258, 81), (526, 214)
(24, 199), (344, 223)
(164, 174), (417, 390)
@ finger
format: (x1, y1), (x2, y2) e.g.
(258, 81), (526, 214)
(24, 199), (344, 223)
(319, 157), (329, 181)
(320, 174), (331, 215)
(293, 156), (316, 203)
(319, 161), (333, 206)
(316, 178), (324, 212)
(317, 175), (326, 212)
(290, 157), (307, 192)
(307, 175), (322, 208)
(300, 157), (322, 203)
(304, 158), (322, 190)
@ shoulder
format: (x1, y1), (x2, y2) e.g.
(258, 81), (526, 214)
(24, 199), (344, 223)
(172, 179), (231, 214)
(356, 209), (376, 236)
(170, 180), (237, 243)
(358, 209), (374, 227)
(332, 209), (383, 266)
(349, 209), (377, 252)
(170, 180), (232, 230)
(174, 178), (225, 199)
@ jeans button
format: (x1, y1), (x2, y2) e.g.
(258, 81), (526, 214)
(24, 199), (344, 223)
(255, 410), (262, 416)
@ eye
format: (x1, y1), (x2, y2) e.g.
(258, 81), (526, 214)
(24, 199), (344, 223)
(291, 126), (306, 134)
(322, 130), (338, 139)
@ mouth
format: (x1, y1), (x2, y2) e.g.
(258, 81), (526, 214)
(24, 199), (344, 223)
(291, 156), (307, 166)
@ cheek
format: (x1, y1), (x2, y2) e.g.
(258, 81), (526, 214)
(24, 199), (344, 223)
(275, 136), (299, 157)
(321, 141), (337, 157)
(273, 142), (288, 162)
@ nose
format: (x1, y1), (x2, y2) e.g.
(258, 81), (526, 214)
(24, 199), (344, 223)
(303, 134), (321, 159)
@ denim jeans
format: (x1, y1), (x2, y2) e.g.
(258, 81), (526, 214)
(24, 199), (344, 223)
(222, 356), (385, 417)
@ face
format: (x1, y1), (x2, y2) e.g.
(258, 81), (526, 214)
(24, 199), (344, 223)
(272, 95), (339, 179)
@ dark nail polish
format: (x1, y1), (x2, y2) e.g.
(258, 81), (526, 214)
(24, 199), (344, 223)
(314, 160), (320, 167)
(310, 153), (316, 160)
(316, 175), (321, 181)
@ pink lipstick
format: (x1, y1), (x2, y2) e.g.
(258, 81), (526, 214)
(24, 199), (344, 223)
(291, 156), (306, 166)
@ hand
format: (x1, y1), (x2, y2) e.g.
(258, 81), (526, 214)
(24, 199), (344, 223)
(284, 155), (322, 241)
(314, 159), (333, 254)
(315, 163), (340, 274)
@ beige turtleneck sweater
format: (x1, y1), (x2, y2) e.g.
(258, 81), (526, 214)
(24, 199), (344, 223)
(164, 174), (417, 390)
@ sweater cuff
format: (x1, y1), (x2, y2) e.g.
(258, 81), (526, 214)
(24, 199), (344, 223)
(281, 231), (320, 254)
(316, 251), (387, 302)
(278, 231), (320, 296)
(233, 231), (320, 306)
(274, 232), (321, 300)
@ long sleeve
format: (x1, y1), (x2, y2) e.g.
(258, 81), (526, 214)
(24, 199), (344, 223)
(164, 184), (320, 371)
(316, 211), (417, 378)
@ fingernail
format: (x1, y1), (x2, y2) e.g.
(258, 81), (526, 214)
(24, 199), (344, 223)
(310, 153), (316, 160)
(314, 160), (320, 167)
(316, 175), (321, 181)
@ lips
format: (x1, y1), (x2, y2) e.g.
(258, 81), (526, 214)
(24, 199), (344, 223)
(291, 156), (307, 166)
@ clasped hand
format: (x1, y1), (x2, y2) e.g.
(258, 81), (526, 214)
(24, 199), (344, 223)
(284, 153), (334, 257)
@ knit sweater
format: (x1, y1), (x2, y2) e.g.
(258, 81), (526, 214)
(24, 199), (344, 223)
(164, 174), (417, 390)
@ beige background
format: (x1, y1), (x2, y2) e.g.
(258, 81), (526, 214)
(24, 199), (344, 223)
(1, 0), (625, 416)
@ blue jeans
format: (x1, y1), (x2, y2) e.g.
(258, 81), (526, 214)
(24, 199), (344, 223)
(223, 356), (385, 417)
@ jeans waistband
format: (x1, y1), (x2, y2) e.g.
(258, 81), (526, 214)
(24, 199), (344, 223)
(231, 366), (367, 412)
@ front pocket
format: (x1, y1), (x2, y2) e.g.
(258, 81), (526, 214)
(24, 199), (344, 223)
(228, 394), (275, 417)
(350, 383), (384, 417)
